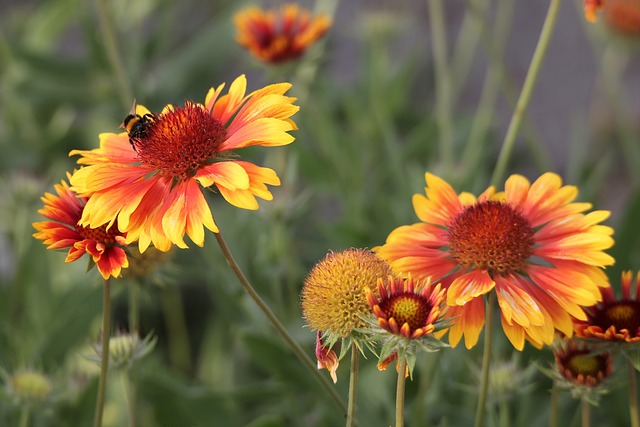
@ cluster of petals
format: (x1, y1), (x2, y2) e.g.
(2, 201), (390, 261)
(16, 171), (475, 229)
(574, 271), (640, 343)
(33, 176), (129, 280)
(375, 172), (614, 350)
(367, 275), (445, 340)
(69, 75), (298, 252)
(234, 4), (331, 63)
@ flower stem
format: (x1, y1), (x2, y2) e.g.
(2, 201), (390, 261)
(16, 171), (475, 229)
(629, 360), (640, 427)
(395, 356), (407, 427)
(18, 406), (30, 427)
(128, 283), (139, 334)
(581, 397), (590, 427)
(346, 342), (359, 427)
(161, 285), (192, 374)
(474, 292), (495, 427)
(93, 279), (111, 427)
(489, 0), (561, 187)
(427, 0), (454, 171)
(212, 228), (347, 415)
(123, 372), (137, 427)
(549, 383), (559, 427)
(96, 0), (133, 109)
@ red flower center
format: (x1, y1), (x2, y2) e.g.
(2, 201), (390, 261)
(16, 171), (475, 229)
(599, 302), (640, 335)
(75, 223), (122, 245)
(447, 200), (534, 274)
(378, 293), (431, 331)
(135, 102), (227, 182)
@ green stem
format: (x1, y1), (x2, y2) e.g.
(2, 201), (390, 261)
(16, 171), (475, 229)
(161, 285), (192, 374)
(489, 0), (561, 188)
(128, 283), (139, 334)
(498, 400), (509, 427)
(428, 0), (455, 171)
(581, 398), (590, 427)
(18, 406), (30, 427)
(123, 372), (137, 427)
(629, 360), (640, 427)
(346, 342), (359, 427)
(96, 0), (133, 109)
(93, 279), (112, 427)
(395, 356), (407, 427)
(212, 227), (347, 415)
(549, 383), (559, 427)
(474, 292), (495, 427)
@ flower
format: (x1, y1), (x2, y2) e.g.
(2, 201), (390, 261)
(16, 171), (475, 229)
(584, 0), (605, 22)
(234, 4), (331, 63)
(89, 331), (157, 370)
(33, 175), (129, 280)
(548, 339), (614, 404)
(69, 75), (298, 252)
(7, 370), (53, 405)
(604, 0), (640, 35)
(367, 275), (445, 340)
(315, 332), (339, 383)
(574, 271), (640, 343)
(301, 248), (393, 381)
(375, 173), (614, 350)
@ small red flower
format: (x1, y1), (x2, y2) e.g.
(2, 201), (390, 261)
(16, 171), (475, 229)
(574, 271), (640, 343)
(234, 4), (331, 63)
(554, 339), (613, 388)
(367, 275), (445, 340)
(33, 175), (129, 279)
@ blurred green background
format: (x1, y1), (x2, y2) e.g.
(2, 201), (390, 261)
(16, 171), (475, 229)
(1, 0), (640, 425)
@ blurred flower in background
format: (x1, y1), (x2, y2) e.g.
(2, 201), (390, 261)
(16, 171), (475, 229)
(376, 172), (615, 350)
(32, 175), (129, 280)
(604, 0), (640, 35)
(69, 75), (298, 252)
(584, 0), (605, 22)
(234, 4), (331, 64)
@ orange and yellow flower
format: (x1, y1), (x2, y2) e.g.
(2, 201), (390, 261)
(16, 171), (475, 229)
(69, 75), (298, 252)
(367, 275), (445, 340)
(234, 4), (331, 63)
(574, 271), (640, 343)
(375, 173), (614, 350)
(554, 339), (613, 388)
(584, 0), (605, 22)
(33, 176), (129, 279)
(604, 0), (640, 35)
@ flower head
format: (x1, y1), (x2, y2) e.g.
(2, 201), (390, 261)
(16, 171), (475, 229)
(89, 331), (157, 370)
(375, 172), (614, 350)
(234, 4), (331, 63)
(301, 248), (393, 381)
(367, 275), (445, 340)
(548, 339), (614, 404)
(604, 0), (640, 35)
(574, 271), (640, 343)
(584, 0), (605, 22)
(6, 370), (53, 406)
(69, 75), (298, 252)
(33, 175), (129, 279)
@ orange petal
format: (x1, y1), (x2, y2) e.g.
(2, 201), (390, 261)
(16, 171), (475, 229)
(447, 270), (495, 306)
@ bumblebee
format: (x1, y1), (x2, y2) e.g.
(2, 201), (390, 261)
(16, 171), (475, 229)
(121, 100), (155, 151)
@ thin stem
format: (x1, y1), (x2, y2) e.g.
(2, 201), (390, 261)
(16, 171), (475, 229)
(581, 398), (590, 427)
(428, 0), (455, 171)
(498, 400), (510, 427)
(123, 372), (137, 427)
(93, 279), (112, 427)
(629, 360), (640, 427)
(128, 284), (139, 334)
(96, 0), (133, 109)
(395, 356), (407, 427)
(489, 0), (561, 188)
(18, 406), (30, 427)
(474, 292), (495, 427)
(549, 383), (559, 427)
(161, 285), (192, 374)
(346, 342), (359, 427)
(212, 227), (347, 415)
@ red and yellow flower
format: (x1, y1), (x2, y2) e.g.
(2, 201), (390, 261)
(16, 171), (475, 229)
(554, 339), (613, 388)
(33, 175), (129, 279)
(69, 75), (298, 252)
(584, 0), (605, 22)
(367, 275), (445, 340)
(234, 4), (331, 63)
(574, 271), (640, 343)
(604, 0), (640, 35)
(375, 173), (614, 350)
